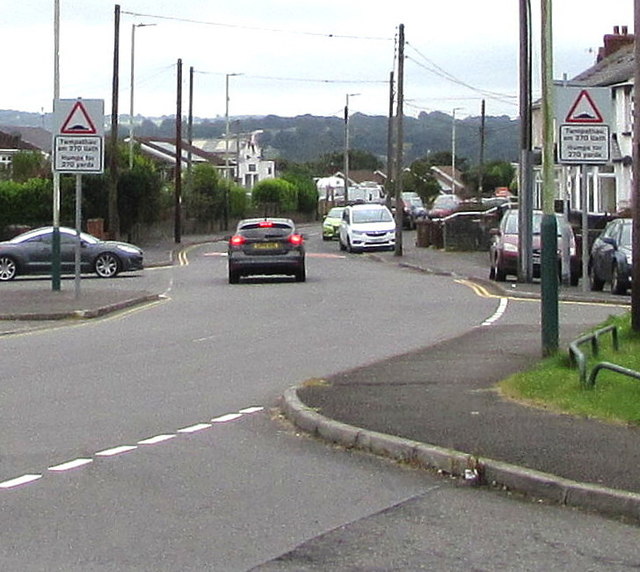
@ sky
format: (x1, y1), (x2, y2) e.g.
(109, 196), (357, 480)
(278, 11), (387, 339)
(2, 1), (635, 121)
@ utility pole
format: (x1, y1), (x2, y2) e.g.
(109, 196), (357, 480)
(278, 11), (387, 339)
(174, 58), (182, 244)
(519, 0), (534, 283)
(109, 4), (121, 240)
(478, 99), (486, 199)
(540, 0), (559, 356)
(394, 23), (405, 257)
(386, 70), (395, 207)
(632, 0), (640, 331)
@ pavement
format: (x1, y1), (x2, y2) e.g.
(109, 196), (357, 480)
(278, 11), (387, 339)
(2, 229), (640, 523)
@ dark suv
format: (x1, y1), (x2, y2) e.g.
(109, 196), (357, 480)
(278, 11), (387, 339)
(227, 218), (306, 284)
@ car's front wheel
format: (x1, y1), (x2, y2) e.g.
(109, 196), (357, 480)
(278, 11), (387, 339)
(94, 253), (120, 278)
(0, 256), (17, 281)
(589, 264), (604, 291)
(611, 264), (628, 295)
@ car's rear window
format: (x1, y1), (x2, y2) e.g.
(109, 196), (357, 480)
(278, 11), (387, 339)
(238, 222), (293, 239)
(352, 209), (392, 223)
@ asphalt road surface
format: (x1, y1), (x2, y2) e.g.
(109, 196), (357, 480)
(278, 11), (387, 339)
(0, 230), (637, 571)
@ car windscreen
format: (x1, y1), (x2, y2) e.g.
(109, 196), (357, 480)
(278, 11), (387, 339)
(327, 208), (344, 218)
(620, 222), (632, 246)
(504, 212), (568, 237)
(238, 223), (292, 239)
(352, 209), (392, 223)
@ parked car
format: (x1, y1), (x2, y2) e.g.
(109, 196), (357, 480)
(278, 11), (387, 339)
(400, 192), (427, 229)
(489, 209), (580, 285)
(339, 203), (396, 253)
(589, 217), (632, 294)
(427, 193), (461, 219)
(322, 207), (345, 241)
(0, 226), (143, 281)
(227, 218), (306, 284)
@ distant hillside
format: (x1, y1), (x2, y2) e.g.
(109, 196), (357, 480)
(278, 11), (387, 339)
(0, 109), (519, 167)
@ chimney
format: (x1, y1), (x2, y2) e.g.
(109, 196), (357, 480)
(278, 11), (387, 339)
(597, 25), (635, 61)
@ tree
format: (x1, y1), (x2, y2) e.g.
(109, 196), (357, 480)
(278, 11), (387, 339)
(184, 163), (226, 229)
(463, 160), (515, 196)
(252, 178), (296, 216)
(10, 151), (48, 182)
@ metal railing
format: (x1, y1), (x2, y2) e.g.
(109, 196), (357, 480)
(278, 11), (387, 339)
(568, 325), (640, 387)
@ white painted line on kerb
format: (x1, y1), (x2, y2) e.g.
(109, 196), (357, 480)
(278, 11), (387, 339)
(0, 474), (42, 489)
(177, 423), (211, 434)
(138, 434), (176, 445)
(212, 413), (243, 423)
(49, 458), (93, 472)
(482, 297), (509, 326)
(95, 445), (138, 457)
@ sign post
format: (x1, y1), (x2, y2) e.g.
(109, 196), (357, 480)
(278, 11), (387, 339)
(52, 98), (105, 297)
(556, 86), (611, 292)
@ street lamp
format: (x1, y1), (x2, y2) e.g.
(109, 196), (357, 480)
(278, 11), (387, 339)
(344, 92), (360, 204)
(225, 73), (243, 181)
(451, 107), (463, 194)
(129, 23), (155, 169)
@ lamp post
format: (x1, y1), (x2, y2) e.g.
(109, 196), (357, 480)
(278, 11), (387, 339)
(451, 107), (463, 193)
(225, 73), (243, 181)
(129, 23), (155, 169)
(344, 92), (360, 204)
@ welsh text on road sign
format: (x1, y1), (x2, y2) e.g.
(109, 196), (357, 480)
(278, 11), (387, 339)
(559, 125), (610, 163)
(54, 136), (104, 173)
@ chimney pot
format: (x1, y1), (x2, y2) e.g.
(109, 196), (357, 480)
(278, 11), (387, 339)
(614, 25), (620, 34)
(622, 25), (628, 35)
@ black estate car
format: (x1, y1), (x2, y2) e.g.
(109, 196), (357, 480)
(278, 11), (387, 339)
(227, 218), (306, 284)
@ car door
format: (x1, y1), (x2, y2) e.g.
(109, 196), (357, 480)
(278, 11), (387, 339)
(594, 221), (618, 282)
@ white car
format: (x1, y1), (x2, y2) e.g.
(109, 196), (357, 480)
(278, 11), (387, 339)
(339, 204), (396, 253)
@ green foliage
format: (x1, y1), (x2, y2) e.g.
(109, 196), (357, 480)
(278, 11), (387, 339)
(464, 160), (516, 196)
(252, 178), (297, 216)
(0, 178), (55, 232)
(280, 169), (318, 215)
(500, 312), (640, 424)
(312, 149), (383, 175)
(10, 151), (48, 182)
(228, 185), (248, 219)
(184, 163), (225, 223)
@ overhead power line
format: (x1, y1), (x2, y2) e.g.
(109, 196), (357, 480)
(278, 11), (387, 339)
(121, 10), (393, 41)
(194, 70), (387, 85)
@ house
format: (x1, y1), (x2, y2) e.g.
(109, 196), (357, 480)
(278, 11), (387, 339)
(192, 130), (275, 189)
(531, 26), (634, 214)
(133, 129), (275, 189)
(430, 165), (466, 195)
(0, 126), (51, 170)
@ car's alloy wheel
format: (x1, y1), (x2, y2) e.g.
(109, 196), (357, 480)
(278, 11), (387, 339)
(94, 253), (120, 278)
(0, 256), (17, 281)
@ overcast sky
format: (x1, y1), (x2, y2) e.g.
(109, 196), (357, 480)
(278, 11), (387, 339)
(2, 1), (634, 121)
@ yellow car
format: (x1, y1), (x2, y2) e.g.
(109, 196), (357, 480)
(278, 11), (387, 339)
(322, 207), (345, 241)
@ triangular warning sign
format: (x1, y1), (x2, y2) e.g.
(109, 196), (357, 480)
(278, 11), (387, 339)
(565, 90), (604, 123)
(60, 101), (97, 134)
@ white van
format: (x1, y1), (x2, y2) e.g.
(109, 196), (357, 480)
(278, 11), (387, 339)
(339, 204), (396, 253)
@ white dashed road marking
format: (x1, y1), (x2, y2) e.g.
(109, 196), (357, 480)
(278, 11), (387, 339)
(0, 406), (264, 490)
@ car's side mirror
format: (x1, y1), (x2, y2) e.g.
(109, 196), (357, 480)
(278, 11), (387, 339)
(489, 228), (501, 237)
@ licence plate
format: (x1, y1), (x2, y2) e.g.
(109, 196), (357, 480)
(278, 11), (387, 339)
(253, 242), (279, 250)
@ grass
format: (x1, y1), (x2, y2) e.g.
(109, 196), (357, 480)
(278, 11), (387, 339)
(499, 312), (640, 425)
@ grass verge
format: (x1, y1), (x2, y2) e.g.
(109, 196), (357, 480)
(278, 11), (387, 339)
(499, 312), (640, 425)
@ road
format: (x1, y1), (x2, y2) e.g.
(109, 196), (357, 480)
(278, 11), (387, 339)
(0, 229), (638, 571)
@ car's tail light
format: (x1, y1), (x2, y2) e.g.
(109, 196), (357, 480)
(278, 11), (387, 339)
(230, 235), (245, 246)
(289, 234), (304, 246)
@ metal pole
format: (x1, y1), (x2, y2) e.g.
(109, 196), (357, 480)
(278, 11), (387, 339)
(52, 0), (61, 291)
(632, 0), (640, 331)
(540, 0), (559, 356)
(175, 58), (182, 244)
(386, 70), (395, 207)
(74, 174), (82, 299)
(581, 166), (589, 292)
(109, 4), (121, 240)
(344, 95), (349, 205)
(129, 24), (135, 170)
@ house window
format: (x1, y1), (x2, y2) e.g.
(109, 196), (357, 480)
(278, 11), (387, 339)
(248, 164), (256, 172)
